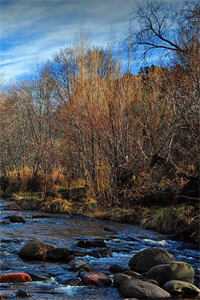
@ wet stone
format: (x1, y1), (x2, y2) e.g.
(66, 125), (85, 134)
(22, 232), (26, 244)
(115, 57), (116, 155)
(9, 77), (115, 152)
(68, 258), (92, 272)
(0, 272), (32, 283)
(117, 277), (171, 299)
(146, 261), (195, 285)
(46, 248), (73, 263)
(19, 240), (55, 261)
(129, 247), (175, 273)
(163, 280), (200, 297)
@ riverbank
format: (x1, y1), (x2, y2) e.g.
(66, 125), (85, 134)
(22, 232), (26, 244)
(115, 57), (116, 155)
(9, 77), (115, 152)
(5, 192), (200, 246)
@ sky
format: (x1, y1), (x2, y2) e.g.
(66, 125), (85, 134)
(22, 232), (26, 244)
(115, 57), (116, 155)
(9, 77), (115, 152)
(0, 0), (183, 85)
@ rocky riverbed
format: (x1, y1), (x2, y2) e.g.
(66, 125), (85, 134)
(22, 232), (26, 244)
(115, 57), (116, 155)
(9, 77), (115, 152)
(0, 198), (199, 299)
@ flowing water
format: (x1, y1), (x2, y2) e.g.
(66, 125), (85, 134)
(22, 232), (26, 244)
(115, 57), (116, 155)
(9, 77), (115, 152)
(0, 198), (199, 299)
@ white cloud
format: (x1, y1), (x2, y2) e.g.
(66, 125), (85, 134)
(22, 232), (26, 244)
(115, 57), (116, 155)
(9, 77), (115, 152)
(0, 0), (138, 84)
(0, 0), (183, 84)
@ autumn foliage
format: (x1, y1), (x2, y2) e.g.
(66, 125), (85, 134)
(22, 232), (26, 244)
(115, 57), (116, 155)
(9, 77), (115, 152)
(0, 3), (199, 206)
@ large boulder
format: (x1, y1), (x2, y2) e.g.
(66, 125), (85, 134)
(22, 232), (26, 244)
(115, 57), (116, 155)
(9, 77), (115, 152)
(164, 280), (200, 297)
(129, 247), (174, 273)
(19, 240), (55, 261)
(117, 277), (170, 299)
(146, 261), (195, 285)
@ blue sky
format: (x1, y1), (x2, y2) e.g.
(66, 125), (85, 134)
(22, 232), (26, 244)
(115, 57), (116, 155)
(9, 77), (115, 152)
(0, 0), (183, 85)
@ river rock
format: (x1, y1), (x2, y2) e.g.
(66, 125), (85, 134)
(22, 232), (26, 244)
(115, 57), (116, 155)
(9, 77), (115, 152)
(46, 247), (73, 262)
(164, 280), (200, 297)
(69, 258), (92, 272)
(6, 215), (25, 223)
(19, 240), (73, 263)
(129, 247), (174, 273)
(146, 261), (195, 285)
(0, 272), (32, 283)
(76, 238), (106, 248)
(19, 240), (55, 261)
(114, 273), (131, 287)
(117, 277), (170, 298)
(81, 272), (111, 286)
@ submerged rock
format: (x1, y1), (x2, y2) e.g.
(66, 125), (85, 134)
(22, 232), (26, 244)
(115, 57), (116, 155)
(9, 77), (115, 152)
(117, 277), (170, 299)
(146, 261), (195, 285)
(129, 247), (174, 273)
(164, 280), (200, 297)
(0, 272), (32, 283)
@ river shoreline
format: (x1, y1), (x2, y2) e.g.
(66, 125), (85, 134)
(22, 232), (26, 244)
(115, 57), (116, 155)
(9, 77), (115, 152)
(4, 194), (199, 247)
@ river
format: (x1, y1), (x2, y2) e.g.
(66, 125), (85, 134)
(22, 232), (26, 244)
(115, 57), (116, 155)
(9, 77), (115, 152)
(0, 198), (199, 299)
